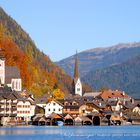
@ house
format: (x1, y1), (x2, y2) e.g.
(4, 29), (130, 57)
(0, 88), (20, 125)
(0, 87), (35, 125)
(46, 112), (64, 126)
(108, 100), (123, 112)
(17, 99), (35, 122)
(79, 102), (99, 117)
(62, 99), (82, 118)
(74, 116), (92, 125)
(133, 105), (140, 115)
(63, 114), (74, 125)
(32, 114), (47, 125)
(44, 100), (63, 117)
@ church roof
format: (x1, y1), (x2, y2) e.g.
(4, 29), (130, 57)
(5, 66), (21, 84)
(74, 51), (79, 79)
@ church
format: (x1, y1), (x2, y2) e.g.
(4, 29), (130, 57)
(0, 50), (22, 91)
(73, 51), (82, 96)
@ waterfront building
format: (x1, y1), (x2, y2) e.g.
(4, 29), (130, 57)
(44, 100), (63, 117)
(17, 99), (35, 122)
(0, 87), (35, 125)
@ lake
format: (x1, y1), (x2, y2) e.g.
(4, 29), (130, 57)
(0, 125), (140, 140)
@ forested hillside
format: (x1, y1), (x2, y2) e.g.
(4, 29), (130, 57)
(57, 40), (140, 98)
(57, 43), (140, 77)
(0, 7), (91, 97)
(82, 55), (140, 98)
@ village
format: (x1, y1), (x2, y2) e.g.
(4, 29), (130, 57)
(0, 51), (140, 126)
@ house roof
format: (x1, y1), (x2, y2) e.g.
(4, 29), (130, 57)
(83, 92), (101, 97)
(5, 66), (21, 84)
(110, 114), (121, 121)
(63, 114), (73, 120)
(0, 87), (35, 104)
(64, 105), (80, 109)
(99, 90), (130, 100)
(123, 101), (135, 109)
(47, 112), (63, 119)
(46, 100), (63, 107)
(0, 87), (22, 100)
(80, 116), (92, 122)
(108, 101), (118, 106)
(35, 93), (50, 104)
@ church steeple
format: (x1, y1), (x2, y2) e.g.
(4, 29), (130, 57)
(73, 51), (82, 96)
(74, 51), (79, 79)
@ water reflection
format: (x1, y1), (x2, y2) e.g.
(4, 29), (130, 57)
(0, 126), (140, 140)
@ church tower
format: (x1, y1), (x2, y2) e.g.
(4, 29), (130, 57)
(73, 51), (82, 96)
(0, 49), (5, 85)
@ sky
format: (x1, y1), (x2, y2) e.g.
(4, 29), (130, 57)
(0, 0), (140, 61)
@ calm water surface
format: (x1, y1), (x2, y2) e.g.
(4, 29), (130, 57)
(0, 125), (140, 140)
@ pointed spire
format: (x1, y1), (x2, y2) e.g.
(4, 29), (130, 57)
(74, 50), (79, 79)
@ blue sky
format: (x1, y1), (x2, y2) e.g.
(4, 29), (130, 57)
(0, 0), (140, 61)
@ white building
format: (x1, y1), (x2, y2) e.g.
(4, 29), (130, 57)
(44, 100), (63, 117)
(0, 58), (5, 84)
(17, 100), (35, 122)
(0, 52), (22, 91)
(74, 78), (82, 96)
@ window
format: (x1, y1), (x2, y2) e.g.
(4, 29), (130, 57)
(58, 108), (61, 111)
(48, 109), (50, 112)
(17, 105), (22, 108)
(53, 109), (55, 112)
(77, 88), (80, 91)
(82, 110), (85, 113)
(53, 103), (56, 106)
(65, 102), (68, 106)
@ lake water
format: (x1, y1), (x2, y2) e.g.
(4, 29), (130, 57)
(0, 125), (140, 140)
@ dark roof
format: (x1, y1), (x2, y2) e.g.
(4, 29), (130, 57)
(64, 105), (80, 109)
(123, 101), (135, 109)
(47, 112), (63, 119)
(35, 93), (50, 104)
(5, 66), (21, 84)
(0, 87), (35, 106)
(107, 101), (118, 106)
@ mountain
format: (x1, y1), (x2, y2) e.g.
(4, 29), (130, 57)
(57, 43), (140, 98)
(57, 42), (140, 77)
(82, 54), (140, 98)
(0, 7), (91, 97)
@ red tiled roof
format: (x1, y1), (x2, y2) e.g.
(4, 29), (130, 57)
(100, 90), (129, 99)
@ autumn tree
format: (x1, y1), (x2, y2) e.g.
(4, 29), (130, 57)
(51, 88), (65, 100)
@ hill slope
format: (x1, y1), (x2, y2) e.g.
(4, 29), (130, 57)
(0, 7), (91, 97)
(82, 55), (140, 98)
(57, 43), (140, 77)
(57, 43), (140, 98)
